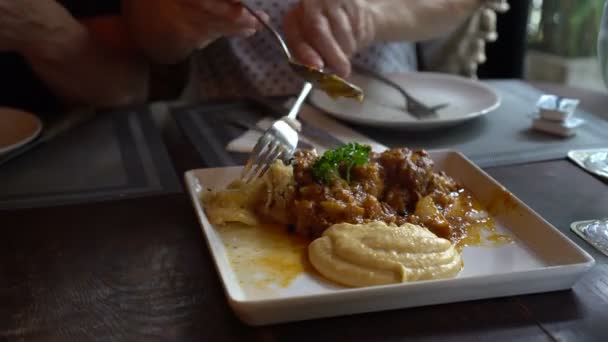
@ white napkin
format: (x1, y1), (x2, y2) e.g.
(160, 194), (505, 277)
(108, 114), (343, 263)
(225, 117), (272, 153)
(226, 102), (387, 154)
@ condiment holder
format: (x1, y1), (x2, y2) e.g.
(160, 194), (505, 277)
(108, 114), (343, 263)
(531, 94), (584, 137)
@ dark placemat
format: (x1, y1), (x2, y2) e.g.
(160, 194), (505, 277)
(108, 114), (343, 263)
(0, 110), (96, 167)
(172, 81), (608, 169)
(172, 98), (302, 168)
(354, 80), (608, 167)
(0, 108), (181, 210)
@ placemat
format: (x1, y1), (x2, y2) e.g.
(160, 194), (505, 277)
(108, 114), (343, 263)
(353, 80), (608, 167)
(172, 80), (608, 169)
(0, 108), (181, 210)
(173, 98), (296, 167)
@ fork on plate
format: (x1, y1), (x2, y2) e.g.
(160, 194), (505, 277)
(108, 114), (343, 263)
(241, 82), (313, 183)
(353, 65), (448, 119)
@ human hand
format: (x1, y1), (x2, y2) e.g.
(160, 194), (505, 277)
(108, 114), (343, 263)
(0, 0), (80, 54)
(462, 0), (510, 76)
(283, 0), (379, 77)
(157, 0), (268, 50)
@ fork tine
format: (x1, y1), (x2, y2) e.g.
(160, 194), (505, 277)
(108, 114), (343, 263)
(252, 145), (284, 181)
(241, 133), (271, 180)
(243, 141), (276, 183)
(241, 157), (255, 181)
(245, 141), (280, 183)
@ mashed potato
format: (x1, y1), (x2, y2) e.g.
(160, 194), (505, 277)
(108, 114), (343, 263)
(308, 222), (463, 287)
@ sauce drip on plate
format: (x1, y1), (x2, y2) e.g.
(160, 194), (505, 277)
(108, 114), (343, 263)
(446, 190), (513, 250)
(217, 223), (309, 297)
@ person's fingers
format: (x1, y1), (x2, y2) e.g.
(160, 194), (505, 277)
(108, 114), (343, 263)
(182, 0), (241, 19)
(254, 10), (270, 25)
(182, 0), (261, 31)
(180, 5), (267, 40)
(180, 13), (255, 50)
(472, 38), (486, 64)
(485, 0), (510, 13)
(478, 8), (498, 42)
(326, 6), (356, 57)
(298, 2), (351, 76)
(207, 17), (257, 36)
(246, 10), (269, 31)
(194, 32), (223, 49)
(284, 9), (324, 69)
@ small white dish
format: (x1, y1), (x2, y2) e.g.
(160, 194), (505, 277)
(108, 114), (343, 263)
(568, 149), (608, 180)
(309, 72), (501, 130)
(531, 115), (585, 137)
(184, 150), (594, 326)
(536, 94), (579, 122)
(0, 107), (43, 155)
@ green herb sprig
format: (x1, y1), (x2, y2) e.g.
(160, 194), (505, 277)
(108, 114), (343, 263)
(311, 143), (371, 184)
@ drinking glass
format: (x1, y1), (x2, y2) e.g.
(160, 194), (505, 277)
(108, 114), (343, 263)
(598, 1), (608, 88)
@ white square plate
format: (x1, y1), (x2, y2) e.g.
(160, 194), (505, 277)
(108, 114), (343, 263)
(184, 150), (594, 326)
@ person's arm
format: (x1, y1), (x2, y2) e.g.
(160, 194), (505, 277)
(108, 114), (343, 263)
(284, 0), (484, 77)
(122, 0), (265, 64)
(0, 0), (148, 108)
(23, 16), (149, 108)
(419, 1), (510, 77)
(374, 0), (483, 42)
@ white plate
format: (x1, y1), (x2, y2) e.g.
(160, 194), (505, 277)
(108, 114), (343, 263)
(185, 150), (594, 326)
(0, 107), (43, 155)
(309, 72), (501, 130)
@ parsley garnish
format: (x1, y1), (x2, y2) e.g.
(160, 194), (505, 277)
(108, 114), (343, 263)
(312, 143), (371, 184)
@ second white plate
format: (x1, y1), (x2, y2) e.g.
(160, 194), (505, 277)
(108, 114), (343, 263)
(0, 107), (43, 155)
(310, 72), (501, 130)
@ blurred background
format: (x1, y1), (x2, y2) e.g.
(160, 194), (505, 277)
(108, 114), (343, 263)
(480, 0), (606, 91)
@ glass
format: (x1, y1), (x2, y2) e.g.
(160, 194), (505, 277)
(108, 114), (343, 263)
(599, 1), (608, 88)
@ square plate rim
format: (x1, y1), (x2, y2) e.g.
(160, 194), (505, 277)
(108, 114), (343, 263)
(184, 149), (595, 307)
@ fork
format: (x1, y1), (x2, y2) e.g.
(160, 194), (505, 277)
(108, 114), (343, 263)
(353, 65), (448, 119)
(241, 82), (313, 182)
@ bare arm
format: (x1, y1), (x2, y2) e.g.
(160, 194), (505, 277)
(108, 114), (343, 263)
(284, 0), (483, 76)
(122, 0), (196, 64)
(123, 0), (264, 64)
(23, 16), (149, 108)
(0, 0), (148, 108)
(374, 0), (482, 42)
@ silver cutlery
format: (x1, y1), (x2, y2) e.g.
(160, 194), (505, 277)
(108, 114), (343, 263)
(241, 82), (313, 183)
(353, 65), (448, 119)
(221, 116), (315, 150)
(240, 2), (364, 101)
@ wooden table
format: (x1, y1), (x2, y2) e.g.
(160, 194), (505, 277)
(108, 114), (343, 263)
(2, 82), (607, 341)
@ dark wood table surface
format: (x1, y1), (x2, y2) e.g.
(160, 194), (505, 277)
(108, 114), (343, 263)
(2, 81), (607, 342)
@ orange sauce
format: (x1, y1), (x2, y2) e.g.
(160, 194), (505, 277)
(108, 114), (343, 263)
(446, 189), (513, 251)
(302, 64), (364, 101)
(217, 223), (310, 296)
(486, 187), (520, 216)
(216, 190), (513, 295)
